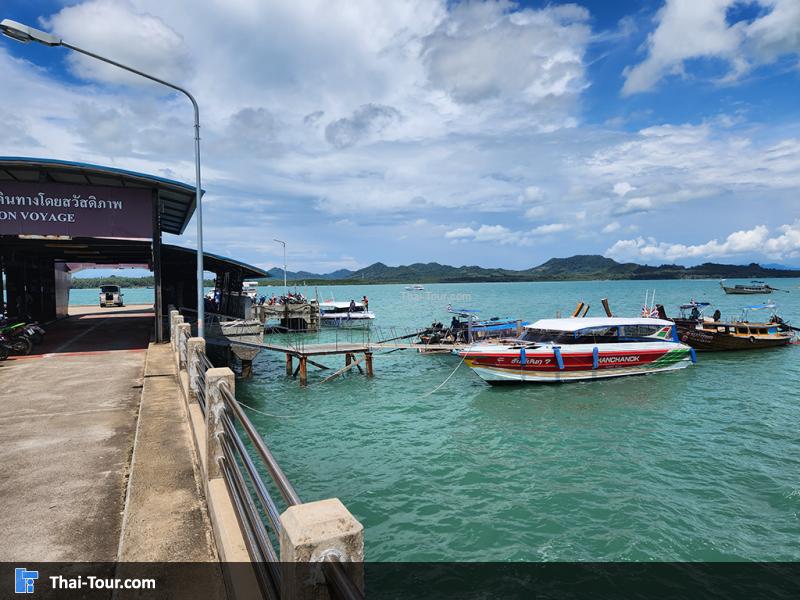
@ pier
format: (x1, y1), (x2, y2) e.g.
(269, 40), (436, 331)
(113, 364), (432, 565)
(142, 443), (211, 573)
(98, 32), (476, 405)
(0, 158), (366, 598)
(213, 336), (469, 386)
(0, 305), (223, 596)
(0, 304), (366, 598)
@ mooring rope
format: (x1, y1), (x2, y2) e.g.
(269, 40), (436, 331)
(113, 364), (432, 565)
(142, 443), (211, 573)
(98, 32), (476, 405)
(236, 400), (297, 419)
(422, 352), (467, 398)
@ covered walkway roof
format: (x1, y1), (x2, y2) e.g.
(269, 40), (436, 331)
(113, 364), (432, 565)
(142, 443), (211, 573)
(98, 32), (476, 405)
(0, 157), (200, 235)
(0, 236), (267, 278)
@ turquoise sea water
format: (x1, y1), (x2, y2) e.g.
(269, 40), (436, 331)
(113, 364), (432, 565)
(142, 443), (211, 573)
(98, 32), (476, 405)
(239, 279), (800, 562)
(69, 287), (155, 306)
(71, 279), (800, 561)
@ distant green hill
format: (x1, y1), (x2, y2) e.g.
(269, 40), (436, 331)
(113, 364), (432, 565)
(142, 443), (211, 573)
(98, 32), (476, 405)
(72, 255), (800, 288)
(254, 255), (800, 285)
(71, 275), (155, 289)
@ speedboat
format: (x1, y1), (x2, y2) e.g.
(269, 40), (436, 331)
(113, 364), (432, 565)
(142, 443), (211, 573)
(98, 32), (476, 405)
(242, 281), (260, 300)
(671, 300), (796, 351)
(459, 317), (694, 384)
(319, 300), (375, 328)
(405, 284), (424, 291)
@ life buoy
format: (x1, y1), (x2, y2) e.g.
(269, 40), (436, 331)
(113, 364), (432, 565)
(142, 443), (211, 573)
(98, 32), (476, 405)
(749, 336), (756, 344)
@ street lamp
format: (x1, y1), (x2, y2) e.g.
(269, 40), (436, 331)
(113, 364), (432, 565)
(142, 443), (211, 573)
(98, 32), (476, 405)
(1, 18), (207, 338)
(273, 239), (287, 296)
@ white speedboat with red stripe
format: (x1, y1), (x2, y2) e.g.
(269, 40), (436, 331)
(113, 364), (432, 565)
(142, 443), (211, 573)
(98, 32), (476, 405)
(458, 317), (695, 384)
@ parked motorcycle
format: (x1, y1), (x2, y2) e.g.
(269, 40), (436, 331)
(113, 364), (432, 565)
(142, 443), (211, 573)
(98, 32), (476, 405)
(0, 334), (12, 361)
(0, 314), (45, 353)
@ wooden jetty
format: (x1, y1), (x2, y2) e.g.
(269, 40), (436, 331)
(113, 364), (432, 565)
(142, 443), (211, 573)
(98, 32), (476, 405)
(218, 338), (469, 386)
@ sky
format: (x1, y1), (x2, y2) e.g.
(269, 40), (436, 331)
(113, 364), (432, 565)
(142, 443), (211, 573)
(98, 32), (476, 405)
(2, 0), (800, 275)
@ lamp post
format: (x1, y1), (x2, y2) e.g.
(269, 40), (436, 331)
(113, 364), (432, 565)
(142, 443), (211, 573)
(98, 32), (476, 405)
(273, 239), (287, 296)
(1, 18), (207, 338)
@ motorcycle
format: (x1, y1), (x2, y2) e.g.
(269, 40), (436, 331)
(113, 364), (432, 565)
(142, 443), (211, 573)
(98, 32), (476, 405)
(0, 315), (45, 350)
(0, 322), (44, 355)
(0, 334), (12, 361)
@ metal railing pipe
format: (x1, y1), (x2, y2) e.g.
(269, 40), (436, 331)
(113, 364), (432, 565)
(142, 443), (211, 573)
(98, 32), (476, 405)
(218, 382), (302, 506)
(222, 414), (283, 536)
(321, 556), (366, 600)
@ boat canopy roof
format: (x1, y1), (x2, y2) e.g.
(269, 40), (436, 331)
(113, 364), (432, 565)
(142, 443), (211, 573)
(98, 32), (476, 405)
(679, 301), (711, 309)
(744, 302), (777, 310)
(527, 317), (673, 332)
(448, 307), (480, 314)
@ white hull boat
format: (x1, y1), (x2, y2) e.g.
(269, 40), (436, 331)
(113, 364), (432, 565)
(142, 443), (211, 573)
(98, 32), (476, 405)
(459, 317), (695, 384)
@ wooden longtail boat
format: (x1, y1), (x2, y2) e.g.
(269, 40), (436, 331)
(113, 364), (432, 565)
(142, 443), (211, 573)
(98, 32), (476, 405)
(668, 301), (796, 351)
(719, 280), (788, 294)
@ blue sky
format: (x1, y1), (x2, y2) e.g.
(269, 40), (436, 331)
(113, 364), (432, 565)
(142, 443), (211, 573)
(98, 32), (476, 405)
(2, 0), (800, 275)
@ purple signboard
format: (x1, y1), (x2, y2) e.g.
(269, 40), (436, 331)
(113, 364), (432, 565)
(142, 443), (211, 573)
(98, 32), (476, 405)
(0, 182), (152, 239)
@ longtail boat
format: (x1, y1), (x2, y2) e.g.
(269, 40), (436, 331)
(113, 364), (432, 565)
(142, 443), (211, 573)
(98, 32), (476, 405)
(719, 280), (788, 294)
(669, 301), (796, 351)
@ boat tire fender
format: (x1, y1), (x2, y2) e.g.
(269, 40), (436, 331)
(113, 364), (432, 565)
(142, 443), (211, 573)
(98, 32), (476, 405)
(749, 336), (756, 344)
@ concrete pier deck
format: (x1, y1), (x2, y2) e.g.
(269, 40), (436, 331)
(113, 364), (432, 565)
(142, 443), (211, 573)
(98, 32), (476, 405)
(0, 305), (219, 573)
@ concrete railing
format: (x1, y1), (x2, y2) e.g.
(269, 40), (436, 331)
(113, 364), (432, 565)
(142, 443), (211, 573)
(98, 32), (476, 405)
(168, 310), (364, 600)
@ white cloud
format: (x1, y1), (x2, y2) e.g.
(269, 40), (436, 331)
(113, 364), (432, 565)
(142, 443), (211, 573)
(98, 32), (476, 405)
(444, 221), (570, 246)
(613, 181), (634, 196)
(524, 205), (548, 219)
(623, 0), (800, 95)
(532, 223), (569, 234)
(586, 122), (800, 215)
(602, 221), (621, 233)
(606, 222), (800, 262)
(444, 224), (522, 245)
(524, 186), (544, 201)
(43, 0), (192, 86)
(422, 1), (590, 107)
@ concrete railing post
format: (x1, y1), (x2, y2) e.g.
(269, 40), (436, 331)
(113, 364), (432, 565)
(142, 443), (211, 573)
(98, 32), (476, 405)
(186, 337), (206, 402)
(176, 323), (191, 370)
(204, 368), (234, 483)
(280, 498), (365, 600)
(170, 311), (183, 351)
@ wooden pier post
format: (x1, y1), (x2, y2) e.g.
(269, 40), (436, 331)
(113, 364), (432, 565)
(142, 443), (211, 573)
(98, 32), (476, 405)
(299, 357), (308, 386)
(286, 354), (293, 376)
(345, 353), (352, 367)
(365, 352), (374, 378)
(241, 359), (253, 379)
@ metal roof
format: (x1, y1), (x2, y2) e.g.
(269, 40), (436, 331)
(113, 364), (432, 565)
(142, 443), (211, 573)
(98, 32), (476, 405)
(162, 244), (268, 278)
(0, 156), (200, 235)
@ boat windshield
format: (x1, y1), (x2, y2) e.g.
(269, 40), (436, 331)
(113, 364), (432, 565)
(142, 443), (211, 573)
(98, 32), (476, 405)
(322, 305), (365, 314)
(520, 323), (666, 344)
